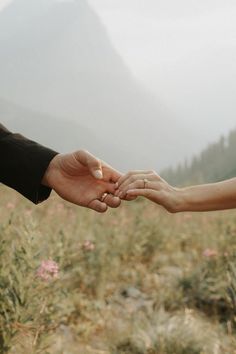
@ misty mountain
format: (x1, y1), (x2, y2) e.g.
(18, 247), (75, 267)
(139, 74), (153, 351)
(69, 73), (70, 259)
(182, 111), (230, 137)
(0, 97), (130, 168)
(0, 97), (106, 152)
(0, 0), (193, 170)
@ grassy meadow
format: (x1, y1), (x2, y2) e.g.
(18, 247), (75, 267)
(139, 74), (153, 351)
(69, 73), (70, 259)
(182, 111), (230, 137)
(1, 185), (236, 353)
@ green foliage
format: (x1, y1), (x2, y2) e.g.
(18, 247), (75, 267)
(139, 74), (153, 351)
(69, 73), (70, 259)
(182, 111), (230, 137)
(179, 256), (232, 320)
(162, 129), (236, 185)
(1, 188), (236, 353)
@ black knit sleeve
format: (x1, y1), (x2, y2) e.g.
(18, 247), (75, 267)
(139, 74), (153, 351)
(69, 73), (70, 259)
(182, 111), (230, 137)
(0, 123), (58, 204)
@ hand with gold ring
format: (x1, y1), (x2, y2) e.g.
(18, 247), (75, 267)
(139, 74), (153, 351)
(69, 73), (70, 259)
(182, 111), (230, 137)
(143, 178), (148, 189)
(116, 170), (181, 213)
(42, 150), (122, 213)
(117, 170), (236, 213)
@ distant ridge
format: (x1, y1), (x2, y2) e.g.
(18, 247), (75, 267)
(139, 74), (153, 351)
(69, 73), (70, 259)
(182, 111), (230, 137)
(0, 0), (193, 170)
(0, 97), (129, 168)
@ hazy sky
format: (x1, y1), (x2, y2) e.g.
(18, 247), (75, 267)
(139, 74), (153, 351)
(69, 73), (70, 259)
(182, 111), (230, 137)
(0, 0), (10, 10)
(1, 0), (236, 150)
(88, 0), (236, 139)
(88, 0), (236, 74)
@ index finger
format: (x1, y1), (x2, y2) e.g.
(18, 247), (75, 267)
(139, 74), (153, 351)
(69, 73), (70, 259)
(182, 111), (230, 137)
(117, 170), (151, 188)
(102, 162), (122, 183)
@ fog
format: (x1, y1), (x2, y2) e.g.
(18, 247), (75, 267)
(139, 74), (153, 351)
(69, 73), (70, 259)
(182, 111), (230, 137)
(0, 0), (235, 172)
(88, 0), (236, 146)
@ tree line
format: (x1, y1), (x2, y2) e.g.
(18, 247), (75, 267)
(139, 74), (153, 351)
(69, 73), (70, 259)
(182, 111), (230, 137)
(162, 128), (236, 186)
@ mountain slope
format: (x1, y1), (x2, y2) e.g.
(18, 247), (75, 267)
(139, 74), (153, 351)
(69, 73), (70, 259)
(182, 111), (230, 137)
(0, 98), (128, 169)
(0, 0), (193, 170)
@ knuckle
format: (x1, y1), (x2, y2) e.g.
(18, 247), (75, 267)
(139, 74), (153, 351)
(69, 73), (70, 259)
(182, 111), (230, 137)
(77, 149), (86, 156)
(130, 175), (136, 182)
(74, 149), (87, 161)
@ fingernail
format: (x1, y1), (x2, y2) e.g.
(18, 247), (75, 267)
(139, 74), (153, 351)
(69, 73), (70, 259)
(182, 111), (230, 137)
(93, 170), (103, 179)
(115, 182), (119, 189)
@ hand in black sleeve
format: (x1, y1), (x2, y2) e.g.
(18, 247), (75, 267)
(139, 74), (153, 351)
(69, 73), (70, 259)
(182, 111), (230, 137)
(0, 123), (58, 204)
(0, 123), (122, 212)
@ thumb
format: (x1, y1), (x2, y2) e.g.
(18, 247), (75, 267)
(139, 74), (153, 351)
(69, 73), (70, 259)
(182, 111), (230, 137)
(75, 150), (103, 179)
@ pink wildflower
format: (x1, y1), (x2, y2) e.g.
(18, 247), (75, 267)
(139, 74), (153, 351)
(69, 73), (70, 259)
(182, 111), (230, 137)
(183, 214), (192, 221)
(56, 203), (64, 212)
(25, 209), (32, 217)
(82, 240), (95, 252)
(7, 202), (15, 210)
(47, 209), (54, 217)
(202, 248), (218, 258)
(36, 260), (59, 281)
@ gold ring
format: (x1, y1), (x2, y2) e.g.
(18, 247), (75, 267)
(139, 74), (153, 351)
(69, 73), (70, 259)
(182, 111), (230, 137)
(100, 193), (108, 202)
(143, 178), (148, 189)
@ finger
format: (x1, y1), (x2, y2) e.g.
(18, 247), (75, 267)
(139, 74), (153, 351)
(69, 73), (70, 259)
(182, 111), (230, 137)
(103, 194), (121, 208)
(122, 195), (137, 201)
(118, 174), (158, 195)
(88, 199), (108, 213)
(117, 171), (150, 188)
(119, 179), (147, 198)
(114, 189), (120, 197)
(119, 180), (159, 198)
(102, 182), (117, 195)
(75, 150), (103, 179)
(113, 185), (137, 200)
(102, 162), (122, 183)
(126, 188), (157, 201)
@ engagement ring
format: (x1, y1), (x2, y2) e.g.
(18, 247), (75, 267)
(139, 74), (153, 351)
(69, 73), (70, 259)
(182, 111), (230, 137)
(143, 178), (148, 189)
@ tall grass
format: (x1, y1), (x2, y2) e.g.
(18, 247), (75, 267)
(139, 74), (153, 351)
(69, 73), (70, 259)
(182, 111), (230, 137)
(1, 185), (236, 353)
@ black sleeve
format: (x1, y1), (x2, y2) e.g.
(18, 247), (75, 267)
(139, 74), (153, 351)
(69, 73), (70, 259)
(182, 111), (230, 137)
(0, 123), (58, 204)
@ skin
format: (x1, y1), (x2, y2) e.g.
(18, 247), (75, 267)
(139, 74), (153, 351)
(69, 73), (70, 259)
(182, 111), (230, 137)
(42, 150), (121, 213)
(116, 170), (236, 213)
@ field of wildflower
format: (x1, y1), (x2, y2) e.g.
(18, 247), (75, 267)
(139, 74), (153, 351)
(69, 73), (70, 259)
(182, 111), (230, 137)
(1, 184), (236, 354)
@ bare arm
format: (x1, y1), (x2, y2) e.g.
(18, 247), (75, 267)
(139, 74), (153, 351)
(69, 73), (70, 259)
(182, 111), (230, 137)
(116, 170), (236, 213)
(177, 178), (236, 212)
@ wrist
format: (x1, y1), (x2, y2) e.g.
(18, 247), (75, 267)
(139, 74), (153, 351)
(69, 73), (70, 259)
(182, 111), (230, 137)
(173, 185), (207, 212)
(170, 187), (189, 213)
(41, 155), (58, 189)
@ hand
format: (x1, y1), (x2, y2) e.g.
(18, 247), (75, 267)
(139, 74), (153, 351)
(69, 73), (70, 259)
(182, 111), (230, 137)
(42, 150), (122, 212)
(116, 170), (181, 213)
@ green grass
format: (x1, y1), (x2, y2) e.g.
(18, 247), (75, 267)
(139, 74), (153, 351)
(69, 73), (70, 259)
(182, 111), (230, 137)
(1, 185), (236, 353)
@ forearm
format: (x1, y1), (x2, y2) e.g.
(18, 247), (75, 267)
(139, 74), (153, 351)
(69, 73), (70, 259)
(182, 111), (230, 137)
(177, 178), (236, 212)
(0, 123), (58, 203)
